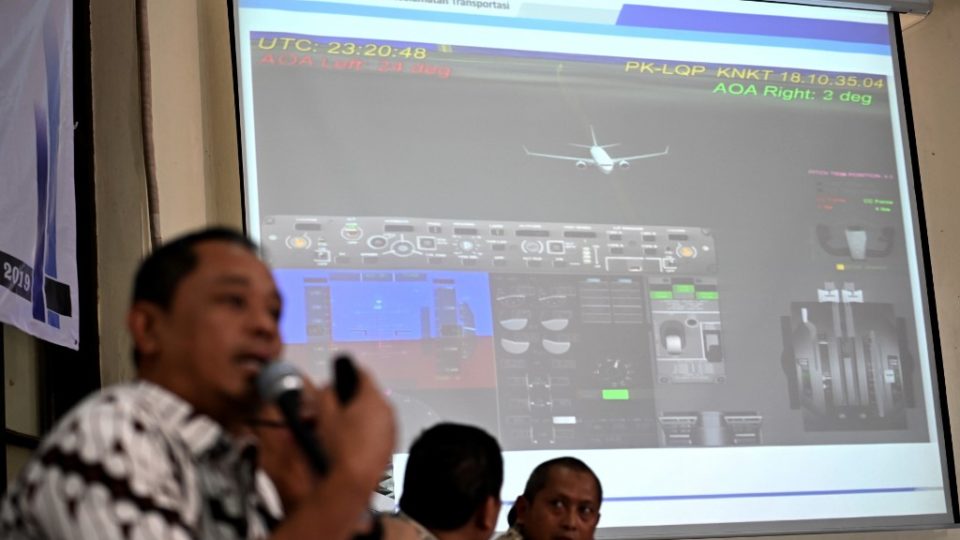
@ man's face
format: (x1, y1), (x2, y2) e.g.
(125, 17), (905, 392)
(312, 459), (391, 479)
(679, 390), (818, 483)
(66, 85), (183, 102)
(516, 467), (601, 540)
(137, 240), (283, 422)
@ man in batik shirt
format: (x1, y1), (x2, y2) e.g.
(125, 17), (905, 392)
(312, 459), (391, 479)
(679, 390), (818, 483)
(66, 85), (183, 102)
(0, 228), (396, 540)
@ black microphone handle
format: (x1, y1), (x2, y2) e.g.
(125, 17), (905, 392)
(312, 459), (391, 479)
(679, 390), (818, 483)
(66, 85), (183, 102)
(333, 354), (360, 405)
(275, 390), (330, 477)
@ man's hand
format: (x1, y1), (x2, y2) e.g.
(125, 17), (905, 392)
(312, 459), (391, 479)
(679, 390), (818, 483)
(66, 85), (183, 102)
(316, 365), (396, 493)
(270, 366), (396, 540)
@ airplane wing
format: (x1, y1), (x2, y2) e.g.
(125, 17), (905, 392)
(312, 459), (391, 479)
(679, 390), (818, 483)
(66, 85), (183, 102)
(523, 146), (594, 163)
(614, 147), (670, 162)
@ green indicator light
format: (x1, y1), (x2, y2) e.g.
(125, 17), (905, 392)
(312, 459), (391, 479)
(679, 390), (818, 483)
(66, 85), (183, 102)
(696, 292), (719, 300)
(650, 291), (674, 300)
(602, 389), (630, 400)
(673, 284), (695, 294)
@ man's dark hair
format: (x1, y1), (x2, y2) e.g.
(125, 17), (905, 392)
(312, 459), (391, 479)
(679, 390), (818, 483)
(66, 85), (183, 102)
(399, 423), (503, 531)
(521, 457), (602, 507)
(131, 227), (257, 364)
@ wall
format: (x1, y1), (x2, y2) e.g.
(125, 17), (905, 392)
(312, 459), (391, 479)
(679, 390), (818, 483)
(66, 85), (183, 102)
(892, 6), (960, 535)
(902, 3), (960, 484)
(3, 326), (38, 485)
(89, 0), (242, 387)
(90, 0), (148, 387)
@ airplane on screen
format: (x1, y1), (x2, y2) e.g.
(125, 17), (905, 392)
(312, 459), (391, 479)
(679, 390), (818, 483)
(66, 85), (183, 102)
(523, 126), (669, 175)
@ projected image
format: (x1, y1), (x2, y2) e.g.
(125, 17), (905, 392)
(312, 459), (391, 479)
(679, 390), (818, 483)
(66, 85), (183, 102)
(814, 175), (900, 264)
(659, 410), (763, 446)
(274, 268), (498, 448)
(268, 217), (717, 450)
(781, 282), (916, 432)
(491, 273), (659, 450)
(235, 0), (955, 531)
(522, 125), (670, 175)
(251, 34), (927, 447)
(649, 276), (725, 384)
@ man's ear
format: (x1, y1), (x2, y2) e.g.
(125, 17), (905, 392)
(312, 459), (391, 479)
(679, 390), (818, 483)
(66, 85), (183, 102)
(128, 301), (164, 360)
(475, 495), (502, 533)
(513, 495), (530, 526)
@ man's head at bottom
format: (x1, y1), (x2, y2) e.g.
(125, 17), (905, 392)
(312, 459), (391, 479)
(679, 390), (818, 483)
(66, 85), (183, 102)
(511, 457), (602, 540)
(399, 423), (503, 539)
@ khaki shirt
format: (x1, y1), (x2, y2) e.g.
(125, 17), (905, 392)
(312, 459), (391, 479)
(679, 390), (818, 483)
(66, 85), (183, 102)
(494, 527), (525, 540)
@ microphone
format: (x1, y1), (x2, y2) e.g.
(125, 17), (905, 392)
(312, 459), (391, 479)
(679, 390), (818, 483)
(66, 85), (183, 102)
(257, 361), (330, 476)
(256, 355), (362, 477)
(259, 358), (382, 540)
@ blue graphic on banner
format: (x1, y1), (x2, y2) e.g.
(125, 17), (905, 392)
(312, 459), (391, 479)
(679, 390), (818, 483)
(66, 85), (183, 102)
(1, 0), (79, 348)
(32, 107), (49, 324)
(42, 14), (62, 328)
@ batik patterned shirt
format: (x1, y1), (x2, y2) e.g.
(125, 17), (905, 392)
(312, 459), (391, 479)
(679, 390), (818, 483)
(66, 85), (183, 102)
(494, 526), (525, 540)
(0, 381), (280, 539)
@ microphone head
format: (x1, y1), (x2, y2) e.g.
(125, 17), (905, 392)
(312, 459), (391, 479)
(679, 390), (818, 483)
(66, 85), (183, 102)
(256, 361), (304, 403)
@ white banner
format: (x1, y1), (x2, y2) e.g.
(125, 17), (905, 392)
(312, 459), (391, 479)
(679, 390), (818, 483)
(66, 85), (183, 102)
(0, 0), (78, 349)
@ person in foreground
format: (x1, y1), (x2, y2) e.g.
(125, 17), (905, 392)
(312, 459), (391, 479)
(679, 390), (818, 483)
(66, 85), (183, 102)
(381, 423), (503, 540)
(497, 457), (602, 540)
(0, 227), (396, 539)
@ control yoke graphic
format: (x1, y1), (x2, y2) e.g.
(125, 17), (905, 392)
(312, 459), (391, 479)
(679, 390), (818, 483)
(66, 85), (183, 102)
(816, 224), (895, 260)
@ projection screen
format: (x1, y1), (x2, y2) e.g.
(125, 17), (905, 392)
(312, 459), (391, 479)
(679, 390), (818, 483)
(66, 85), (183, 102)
(231, 0), (956, 536)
